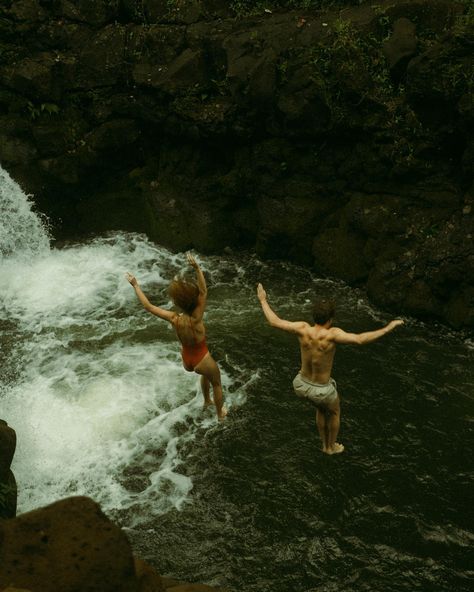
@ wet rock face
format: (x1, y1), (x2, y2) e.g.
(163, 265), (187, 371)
(0, 0), (472, 329)
(0, 419), (17, 519)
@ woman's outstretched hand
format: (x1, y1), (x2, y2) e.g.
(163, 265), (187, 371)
(126, 272), (138, 287)
(257, 283), (267, 302)
(187, 252), (199, 269)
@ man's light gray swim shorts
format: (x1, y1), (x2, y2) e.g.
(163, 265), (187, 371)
(293, 373), (338, 405)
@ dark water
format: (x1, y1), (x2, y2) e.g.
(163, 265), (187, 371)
(122, 257), (474, 592)
(3, 166), (471, 591)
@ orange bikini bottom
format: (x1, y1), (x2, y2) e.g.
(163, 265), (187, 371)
(181, 339), (209, 371)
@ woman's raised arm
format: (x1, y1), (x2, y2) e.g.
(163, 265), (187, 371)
(186, 253), (207, 320)
(126, 273), (176, 322)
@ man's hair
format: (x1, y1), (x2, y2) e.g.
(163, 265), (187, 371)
(312, 299), (336, 325)
(168, 279), (199, 314)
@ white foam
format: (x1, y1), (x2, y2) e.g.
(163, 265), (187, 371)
(0, 168), (250, 519)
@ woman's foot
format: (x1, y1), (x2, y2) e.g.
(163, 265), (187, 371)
(217, 406), (228, 421)
(324, 442), (344, 455)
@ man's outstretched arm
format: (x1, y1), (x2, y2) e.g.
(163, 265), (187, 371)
(257, 283), (306, 334)
(331, 319), (404, 345)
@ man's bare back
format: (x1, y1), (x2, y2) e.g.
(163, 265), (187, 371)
(298, 324), (336, 384)
(257, 283), (404, 455)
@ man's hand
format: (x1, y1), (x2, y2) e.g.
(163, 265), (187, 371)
(187, 252), (199, 269)
(388, 319), (404, 330)
(257, 283), (267, 302)
(126, 272), (138, 287)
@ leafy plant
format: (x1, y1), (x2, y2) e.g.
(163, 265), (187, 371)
(26, 101), (60, 120)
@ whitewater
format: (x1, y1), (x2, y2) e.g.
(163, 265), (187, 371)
(0, 167), (250, 521)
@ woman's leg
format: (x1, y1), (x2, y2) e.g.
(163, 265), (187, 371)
(200, 375), (213, 407)
(195, 354), (226, 419)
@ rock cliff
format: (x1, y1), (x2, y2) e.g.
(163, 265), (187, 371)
(0, 0), (472, 328)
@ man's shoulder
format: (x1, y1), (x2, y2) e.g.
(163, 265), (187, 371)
(293, 321), (312, 335)
(326, 326), (344, 339)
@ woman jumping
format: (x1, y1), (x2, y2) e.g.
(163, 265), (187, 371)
(126, 253), (226, 420)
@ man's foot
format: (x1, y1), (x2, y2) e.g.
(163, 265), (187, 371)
(324, 442), (344, 455)
(217, 406), (228, 421)
(203, 399), (215, 408)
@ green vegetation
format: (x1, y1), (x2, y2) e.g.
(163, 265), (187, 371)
(26, 101), (60, 120)
(300, 15), (432, 167)
(307, 17), (394, 119)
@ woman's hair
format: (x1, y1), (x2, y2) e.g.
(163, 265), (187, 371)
(312, 299), (336, 325)
(168, 279), (199, 314)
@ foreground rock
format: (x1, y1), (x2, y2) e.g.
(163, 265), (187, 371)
(0, 497), (142, 591)
(0, 419), (17, 519)
(0, 0), (472, 328)
(0, 496), (226, 592)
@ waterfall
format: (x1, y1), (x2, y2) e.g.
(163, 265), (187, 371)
(0, 169), (246, 520)
(0, 166), (50, 259)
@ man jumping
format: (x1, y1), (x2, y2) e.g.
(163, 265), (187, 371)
(257, 284), (404, 455)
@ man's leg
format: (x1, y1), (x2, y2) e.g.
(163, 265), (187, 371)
(325, 395), (344, 454)
(315, 408), (329, 452)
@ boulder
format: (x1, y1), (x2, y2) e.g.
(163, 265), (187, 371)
(0, 469), (17, 520)
(0, 419), (18, 519)
(135, 557), (166, 592)
(384, 0), (463, 33)
(0, 419), (16, 480)
(0, 494), (227, 591)
(55, 0), (121, 27)
(383, 17), (417, 77)
(0, 54), (60, 101)
(0, 496), (138, 592)
(9, 0), (47, 23)
(406, 30), (474, 125)
(312, 227), (369, 284)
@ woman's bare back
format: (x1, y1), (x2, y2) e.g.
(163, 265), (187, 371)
(173, 313), (206, 345)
